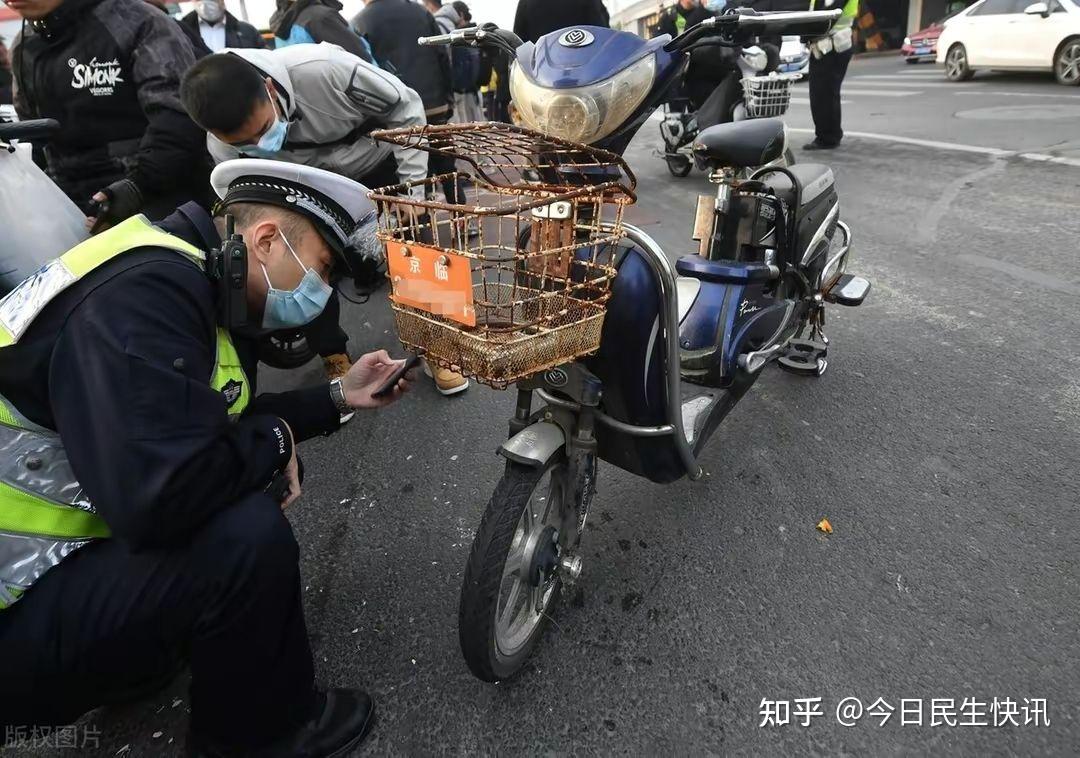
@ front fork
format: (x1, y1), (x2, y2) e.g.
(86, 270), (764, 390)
(510, 369), (600, 587)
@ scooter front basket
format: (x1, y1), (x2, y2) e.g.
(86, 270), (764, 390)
(369, 123), (637, 389)
(740, 72), (802, 119)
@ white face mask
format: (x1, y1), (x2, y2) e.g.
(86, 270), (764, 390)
(196, 0), (225, 23)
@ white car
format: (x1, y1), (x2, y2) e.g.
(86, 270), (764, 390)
(777, 35), (810, 75)
(936, 0), (1080, 85)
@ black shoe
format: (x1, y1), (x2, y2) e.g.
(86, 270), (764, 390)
(187, 688), (375, 758)
(803, 139), (840, 151)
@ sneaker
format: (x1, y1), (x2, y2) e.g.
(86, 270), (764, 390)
(187, 688), (374, 758)
(423, 359), (469, 396)
(322, 353), (352, 382)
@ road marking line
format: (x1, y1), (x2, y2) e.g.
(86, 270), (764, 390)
(789, 97), (852, 105)
(838, 89), (922, 97)
(849, 79), (957, 87)
(958, 254), (1080, 295)
(852, 73), (943, 79)
(1017, 152), (1080, 167)
(786, 127), (1080, 167)
(954, 90), (1080, 99)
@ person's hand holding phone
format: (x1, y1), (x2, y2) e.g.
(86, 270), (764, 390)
(341, 349), (417, 409)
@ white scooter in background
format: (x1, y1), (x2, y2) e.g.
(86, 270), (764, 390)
(0, 118), (90, 294)
(660, 41), (800, 177)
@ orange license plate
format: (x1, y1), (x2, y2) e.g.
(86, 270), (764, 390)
(387, 242), (476, 327)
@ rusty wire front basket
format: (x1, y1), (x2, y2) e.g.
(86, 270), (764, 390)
(369, 123), (637, 388)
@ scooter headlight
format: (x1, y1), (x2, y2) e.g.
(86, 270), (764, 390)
(510, 54), (656, 144)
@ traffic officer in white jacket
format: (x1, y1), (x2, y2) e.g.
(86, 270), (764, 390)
(181, 42), (471, 395)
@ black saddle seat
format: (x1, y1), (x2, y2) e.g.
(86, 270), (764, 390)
(760, 163), (836, 210)
(692, 118), (786, 169)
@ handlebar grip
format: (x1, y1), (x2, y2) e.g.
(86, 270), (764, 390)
(418, 33), (454, 46)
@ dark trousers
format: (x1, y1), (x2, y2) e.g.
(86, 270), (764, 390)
(304, 287), (348, 358)
(808, 47), (853, 147)
(426, 112), (465, 205)
(0, 494), (316, 747)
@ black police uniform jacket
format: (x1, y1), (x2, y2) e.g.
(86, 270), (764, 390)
(0, 204), (340, 551)
(12, 0), (211, 216)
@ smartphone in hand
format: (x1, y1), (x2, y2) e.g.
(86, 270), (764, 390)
(371, 354), (422, 399)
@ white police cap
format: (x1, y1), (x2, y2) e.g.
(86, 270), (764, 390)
(210, 159), (377, 275)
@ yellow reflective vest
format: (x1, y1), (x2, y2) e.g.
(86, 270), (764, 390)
(0, 216), (251, 608)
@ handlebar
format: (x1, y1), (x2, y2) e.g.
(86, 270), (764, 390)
(419, 24), (523, 58)
(665, 9), (842, 52)
(0, 118), (61, 145)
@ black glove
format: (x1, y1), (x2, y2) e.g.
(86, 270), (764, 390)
(88, 178), (143, 232)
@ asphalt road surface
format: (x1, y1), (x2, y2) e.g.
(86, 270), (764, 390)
(16, 55), (1080, 757)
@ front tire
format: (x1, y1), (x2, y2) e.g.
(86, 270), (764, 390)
(258, 330), (317, 369)
(459, 458), (582, 682)
(1055, 38), (1080, 86)
(944, 44), (974, 82)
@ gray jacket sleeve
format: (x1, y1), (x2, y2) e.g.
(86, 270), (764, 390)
(316, 52), (428, 188)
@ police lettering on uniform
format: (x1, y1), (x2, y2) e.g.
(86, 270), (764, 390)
(0, 160), (413, 756)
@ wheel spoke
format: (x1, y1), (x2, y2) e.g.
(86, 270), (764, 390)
(499, 579), (523, 628)
(505, 540), (528, 578)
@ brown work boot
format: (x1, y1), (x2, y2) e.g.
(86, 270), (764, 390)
(323, 353), (355, 424)
(423, 360), (469, 396)
(322, 353), (352, 381)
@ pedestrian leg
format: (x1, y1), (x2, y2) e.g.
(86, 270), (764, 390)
(303, 288), (349, 358)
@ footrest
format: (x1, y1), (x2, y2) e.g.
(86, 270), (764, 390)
(826, 274), (871, 306)
(778, 339), (828, 377)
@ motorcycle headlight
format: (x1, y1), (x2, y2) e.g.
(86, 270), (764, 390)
(510, 54), (656, 144)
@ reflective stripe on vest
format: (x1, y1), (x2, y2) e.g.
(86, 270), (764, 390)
(810, 0), (860, 29)
(0, 216), (251, 608)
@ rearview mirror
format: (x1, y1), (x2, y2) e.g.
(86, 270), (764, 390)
(1023, 2), (1049, 15)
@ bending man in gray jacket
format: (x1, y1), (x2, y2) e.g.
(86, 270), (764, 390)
(181, 42), (427, 194)
(179, 42), (426, 395)
(181, 43), (470, 396)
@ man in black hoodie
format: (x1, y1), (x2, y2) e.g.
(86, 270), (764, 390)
(513, 0), (609, 44)
(9, 0), (211, 223)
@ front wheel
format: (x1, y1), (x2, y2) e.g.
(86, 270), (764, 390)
(257, 330), (317, 369)
(1055, 38), (1080, 86)
(459, 458), (582, 682)
(944, 44), (974, 82)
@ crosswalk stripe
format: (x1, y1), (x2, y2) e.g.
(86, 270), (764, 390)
(790, 98), (852, 105)
(850, 80), (956, 88)
(955, 90), (1080, 99)
(851, 75), (943, 81)
(838, 89), (922, 97)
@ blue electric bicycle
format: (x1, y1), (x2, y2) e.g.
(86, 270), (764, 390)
(418, 9), (872, 682)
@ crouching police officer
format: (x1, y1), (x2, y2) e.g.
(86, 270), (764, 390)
(0, 160), (412, 755)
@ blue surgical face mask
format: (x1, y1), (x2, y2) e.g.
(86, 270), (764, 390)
(261, 232), (333, 329)
(246, 87), (289, 156)
(704, 0), (727, 11)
